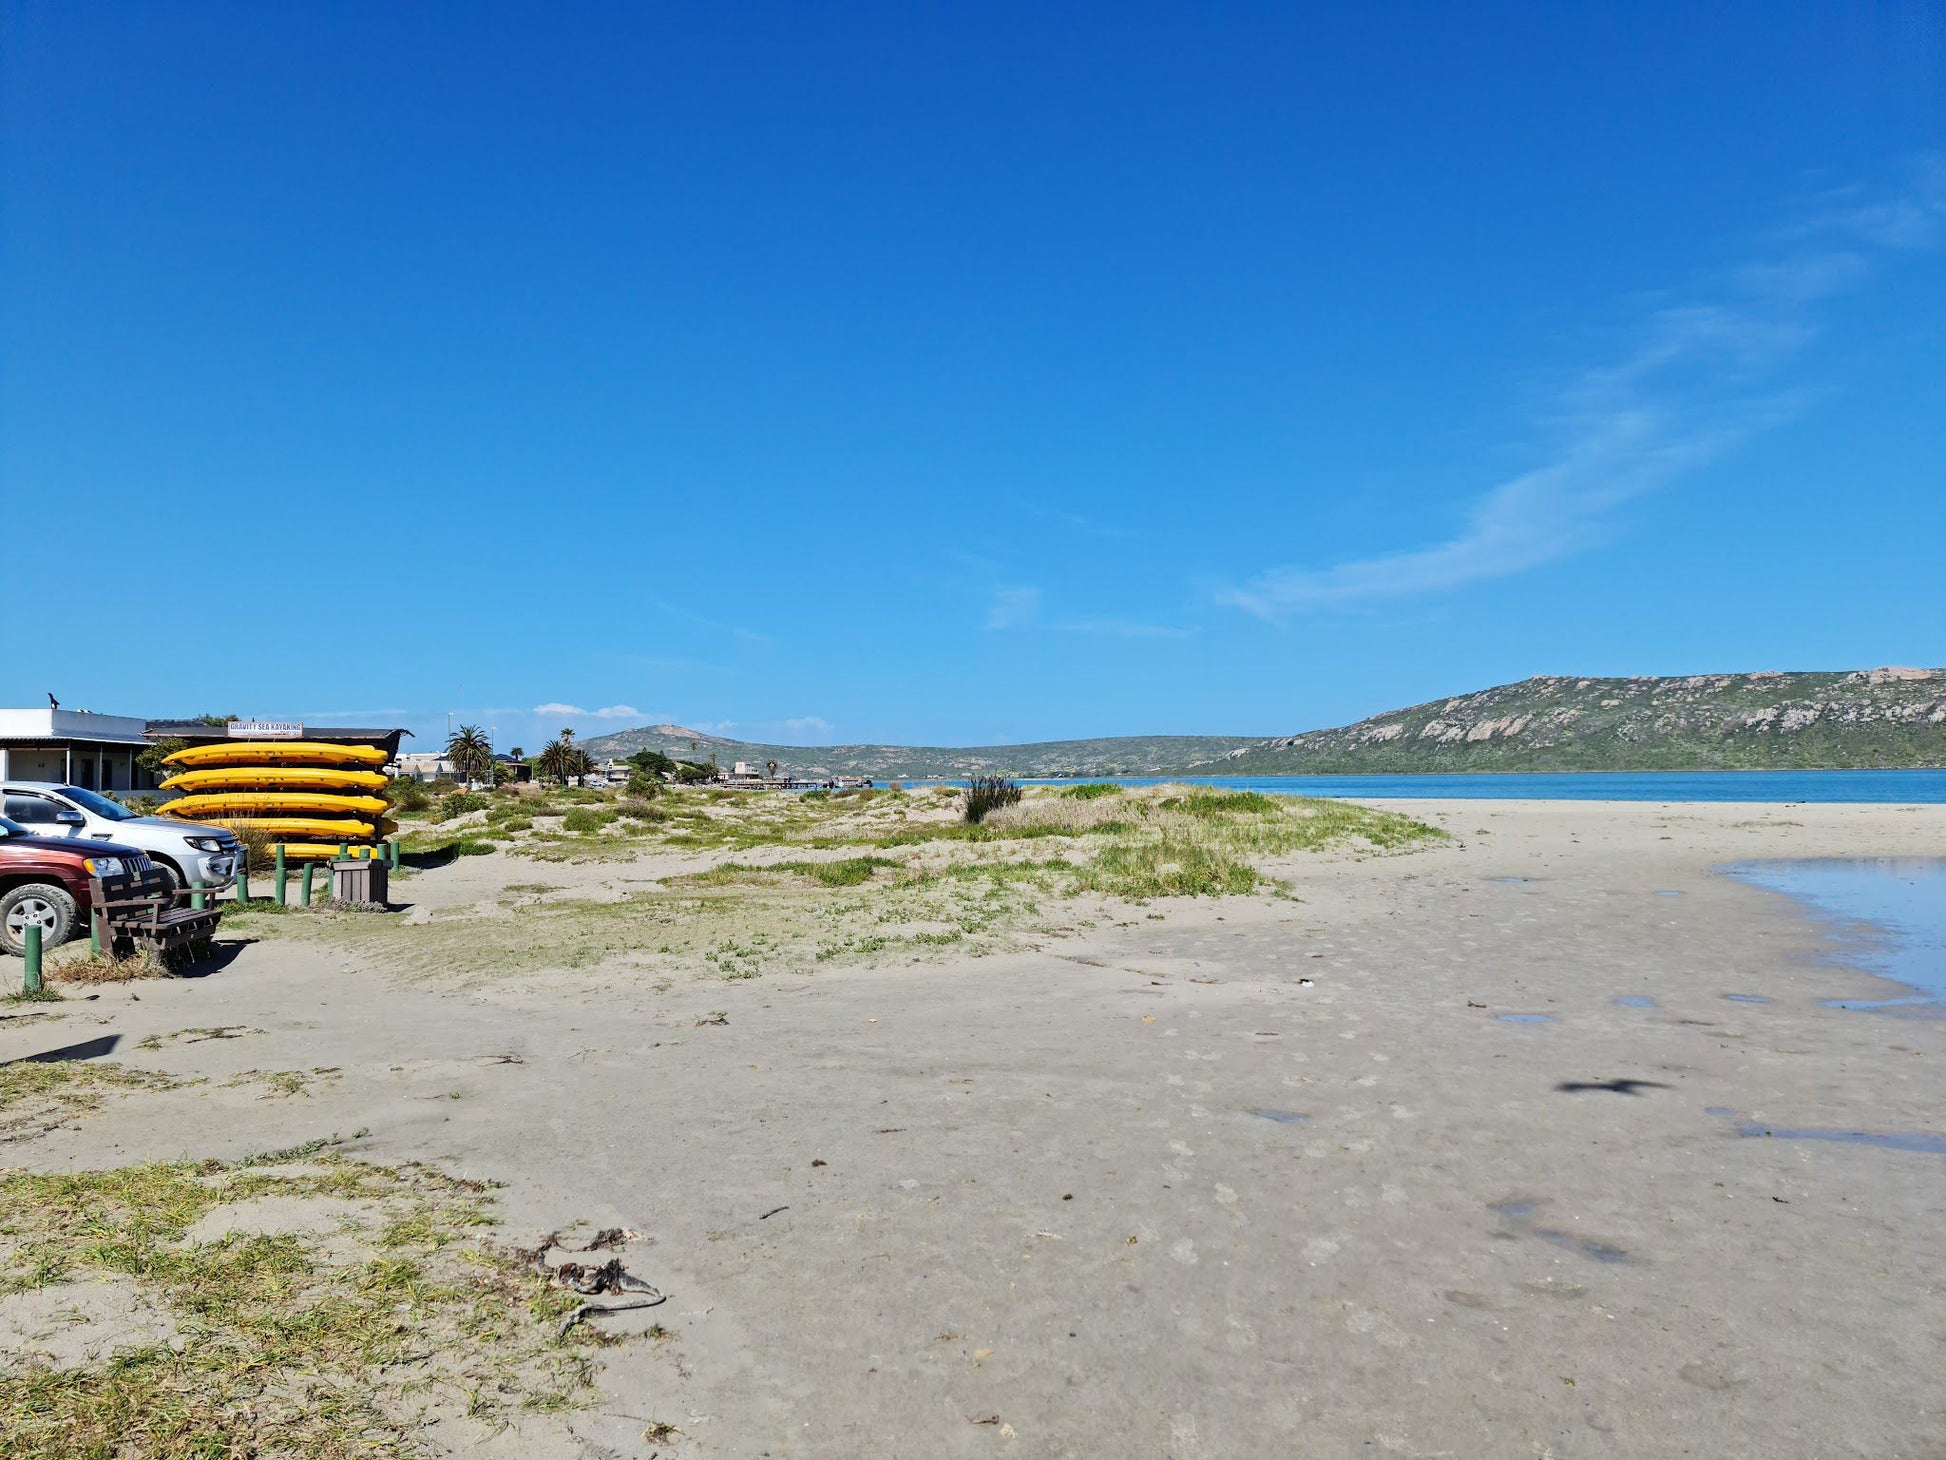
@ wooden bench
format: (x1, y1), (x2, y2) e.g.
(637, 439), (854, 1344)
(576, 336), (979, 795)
(88, 867), (223, 966)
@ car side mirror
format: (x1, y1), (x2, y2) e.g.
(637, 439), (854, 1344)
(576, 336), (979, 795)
(56, 809), (85, 827)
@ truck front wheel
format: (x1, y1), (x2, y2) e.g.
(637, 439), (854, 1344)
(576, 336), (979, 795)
(0, 884), (78, 957)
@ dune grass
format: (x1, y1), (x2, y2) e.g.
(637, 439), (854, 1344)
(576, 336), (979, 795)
(234, 782), (1442, 981)
(0, 1153), (608, 1458)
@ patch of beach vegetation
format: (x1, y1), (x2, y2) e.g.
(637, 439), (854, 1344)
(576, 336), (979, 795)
(233, 783), (1440, 984)
(224, 1066), (345, 1100)
(260, 849), (1076, 985)
(0, 1062), (182, 1143)
(42, 943), (170, 986)
(0, 1150), (612, 1457)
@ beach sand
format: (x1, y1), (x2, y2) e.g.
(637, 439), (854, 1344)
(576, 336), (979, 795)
(4, 799), (1942, 1457)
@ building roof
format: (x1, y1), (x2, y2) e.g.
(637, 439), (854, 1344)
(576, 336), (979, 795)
(0, 709), (152, 745)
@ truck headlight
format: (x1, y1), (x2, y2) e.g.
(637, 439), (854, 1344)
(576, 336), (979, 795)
(185, 836), (227, 852)
(82, 857), (126, 877)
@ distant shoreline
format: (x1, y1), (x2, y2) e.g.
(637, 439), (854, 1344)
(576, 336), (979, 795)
(898, 768), (1946, 805)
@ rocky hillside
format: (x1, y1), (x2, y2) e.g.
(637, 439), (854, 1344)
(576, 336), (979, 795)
(577, 724), (1256, 779)
(1223, 667), (1946, 774)
(583, 668), (1946, 779)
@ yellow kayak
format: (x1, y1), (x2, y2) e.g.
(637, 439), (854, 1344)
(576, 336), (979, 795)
(163, 741), (390, 770)
(163, 792), (390, 818)
(277, 842), (383, 859)
(203, 816), (378, 840)
(162, 767), (389, 794)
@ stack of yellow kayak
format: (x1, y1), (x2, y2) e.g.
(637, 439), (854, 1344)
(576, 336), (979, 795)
(161, 742), (394, 858)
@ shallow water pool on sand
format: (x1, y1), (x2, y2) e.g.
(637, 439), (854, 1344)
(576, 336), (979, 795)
(1724, 858), (1946, 1011)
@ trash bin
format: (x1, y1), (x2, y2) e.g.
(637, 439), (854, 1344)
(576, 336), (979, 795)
(331, 857), (389, 906)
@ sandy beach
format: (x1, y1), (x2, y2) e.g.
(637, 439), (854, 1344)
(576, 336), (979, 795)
(5, 797), (1943, 1458)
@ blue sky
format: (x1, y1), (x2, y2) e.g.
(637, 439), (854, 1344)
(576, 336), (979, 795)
(5, 3), (1942, 751)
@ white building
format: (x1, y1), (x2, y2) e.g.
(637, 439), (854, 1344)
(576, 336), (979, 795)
(0, 709), (157, 792)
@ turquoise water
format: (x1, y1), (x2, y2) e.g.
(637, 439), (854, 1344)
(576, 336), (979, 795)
(1724, 858), (1946, 1010)
(929, 770), (1946, 803)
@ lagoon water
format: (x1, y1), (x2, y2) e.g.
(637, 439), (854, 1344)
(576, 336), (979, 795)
(1725, 857), (1946, 1009)
(998, 769), (1946, 803)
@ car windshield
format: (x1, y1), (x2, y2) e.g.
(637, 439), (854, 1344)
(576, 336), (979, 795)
(56, 786), (138, 821)
(0, 816), (27, 838)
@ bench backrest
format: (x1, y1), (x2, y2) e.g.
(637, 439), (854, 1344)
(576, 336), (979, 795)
(88, 868), (178, 920)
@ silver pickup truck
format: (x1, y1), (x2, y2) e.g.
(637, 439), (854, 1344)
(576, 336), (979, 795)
(0, 782), (240, 892)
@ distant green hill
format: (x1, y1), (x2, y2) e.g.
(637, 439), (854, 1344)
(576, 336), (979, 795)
(1226, 667), (1946, 774)
(576, 724), (1258, 779)
(581, 667), (1946, 779)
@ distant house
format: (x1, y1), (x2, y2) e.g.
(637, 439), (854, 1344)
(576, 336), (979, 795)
(394, 752), (455, 781)
(0, 708), (156, 792)
(395, 750), (528, 783)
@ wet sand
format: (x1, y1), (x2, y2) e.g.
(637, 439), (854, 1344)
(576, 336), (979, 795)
(5, 799), (1944, 1457)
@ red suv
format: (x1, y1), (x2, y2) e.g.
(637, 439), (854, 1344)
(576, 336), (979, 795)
(0, 814), (151, 957)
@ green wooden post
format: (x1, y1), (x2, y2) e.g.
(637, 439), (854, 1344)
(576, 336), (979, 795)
(236, 860), (251, 905)
(300, 862), (314, 906)
(89, 908), (101, 956)
(336, 842), (348, 861)
(389, 839), (400, 870)
(23, 923), (43, 995)
(190, 879), (206, 911)
(274, 844), (287, 905)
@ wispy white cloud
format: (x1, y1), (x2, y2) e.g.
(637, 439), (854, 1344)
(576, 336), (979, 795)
(1021, 502), (1139, 541)
(985, 586), (1042, 629)
(531, 702), (642, 720)
(637, 596), (774, 645)
(783, 715), (833, 736)
(1219, 159), (1946, 616)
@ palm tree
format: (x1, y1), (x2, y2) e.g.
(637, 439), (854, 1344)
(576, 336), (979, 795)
(766, 759), (779, 782)
(536, 738), (570, 786)
(446, 724), (493, 787)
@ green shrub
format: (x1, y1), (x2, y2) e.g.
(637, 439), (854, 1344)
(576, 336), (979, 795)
(616, 799), (664, 823)
(562, 807), (617, 833)
(429, 792), (489, 823)
(624, 773), (663, 800)
(1063, 782), (1123, 800)
(628, 749), (676, 777)
(964, 776), (1022, 824)
(698, 856), (900, 888)
(796, 855), (898, 886)
(1078, 834), (1260, 898)
(1176, 789), (1281, 818)
(386, 778), (431, 813)
(450, 838), (496, 857)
